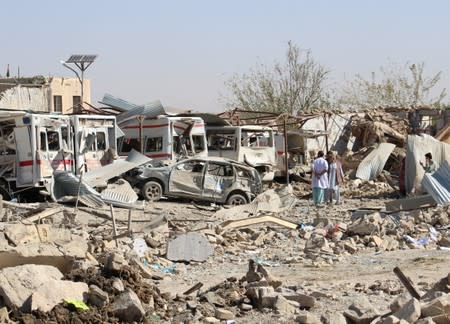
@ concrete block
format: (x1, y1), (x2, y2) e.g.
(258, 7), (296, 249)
(0, 264), (62, 310)
(393, 298), (420, 323)
(215, 308), (234, 320)
(166, 232), (213, 262)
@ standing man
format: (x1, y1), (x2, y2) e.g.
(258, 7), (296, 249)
(326, 151), (345, 205)
(312, 151), (328, 206)
(420, 153), (437, 173)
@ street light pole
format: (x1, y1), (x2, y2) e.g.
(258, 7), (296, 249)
(61, 55), (97, 113)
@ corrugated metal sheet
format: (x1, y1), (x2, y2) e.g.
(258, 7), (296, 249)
(100, 93), (139, 112)
(101, 180), (138, 204)
(117, 100), (166, 125)
(356, 143), (396, 180)
(422, 161), (450, 206)
(405, 134), (450, 193)
(83, 149), (151, 188)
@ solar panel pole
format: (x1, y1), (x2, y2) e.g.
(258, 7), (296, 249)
(61, 55), (97, 113)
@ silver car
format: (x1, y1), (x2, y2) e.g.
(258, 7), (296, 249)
(126, 157), (262, 205)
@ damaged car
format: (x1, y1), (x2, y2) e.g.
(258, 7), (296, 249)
(125, 157), (262, 205)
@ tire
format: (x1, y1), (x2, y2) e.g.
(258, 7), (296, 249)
(142, 181), (163, 202)
(226, 193), (248, 206)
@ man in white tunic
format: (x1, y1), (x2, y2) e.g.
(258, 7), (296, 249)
(312, 151), (328, 205)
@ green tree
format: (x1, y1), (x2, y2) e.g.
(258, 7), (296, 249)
(224, 42), (329, 115)
(339, 61), (447, 109)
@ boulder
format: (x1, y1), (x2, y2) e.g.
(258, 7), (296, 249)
(421, 293), (450, 323)
(28, 280), (88, 312)
(344, 295), (381, 323)
(348, 212), (383, 236)
(105, 252), (128, 273)
(88, 285), (109, 307)
(215, 308), (234, 320)
(393, 298), (420, 323)
(0, 264), (62, 307)
(110, 289), (145, 323)
(273, 295), (296, 314)
(296, 311), (321, 323)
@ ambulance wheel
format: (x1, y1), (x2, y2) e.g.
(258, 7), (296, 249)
(142, 181), (163, 202)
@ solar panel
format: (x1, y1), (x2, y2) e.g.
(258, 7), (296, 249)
(66, 54), (97, 63)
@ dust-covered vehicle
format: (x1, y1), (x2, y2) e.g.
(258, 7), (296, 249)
(125, 157), (262, 205)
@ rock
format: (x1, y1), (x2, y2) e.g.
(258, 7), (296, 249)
(88, 285), (109, 307)
(344, 295), (381, 323)
(259, 288), (278, 308)
(204, 291), (226, 306)
(112, 277), (125, 292)
(296, 311), (321, 323)
(380, 315), (400, 324)
(203, 317), (220, 323)
(256, 263), (282, 288)
(0, 307), (10, 322)
(284, 293), (316, 308)
(105, 252), (128, 273)
(421, 293), (450, 323)
(416, 317), (438, 324)
(320, 312), (347, 324)
(344, 242), (358, 254)
(274, 295), (297, 314)
(28, 280), (88, 313)
(186, 300), (197, 309)
(0, 264), (62, 309)
(110, 289), (145, 323)
(348, 212), (382, 236)
(166, 232), (213, 262)
(304, 234), (329, 253)
(390, 292), (411, 312)
(215, 308), (234, 320)
(392, 298), (420, 322)
(0, 224), (87, 273)
(240, 303), (253, 311)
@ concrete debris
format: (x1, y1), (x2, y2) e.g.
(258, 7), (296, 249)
(392, 298), (421, 323)
(166, 232), (213, 262)
(0, 264), (88, 312)
(348, 212), (383, 236)
(343, 295), (381, 323)
(110, 289), (145, 323)
(211, 185), (297, 222)
(0, 223), (87, 272)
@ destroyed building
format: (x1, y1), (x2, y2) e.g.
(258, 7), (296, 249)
(0, 76), (91, 114)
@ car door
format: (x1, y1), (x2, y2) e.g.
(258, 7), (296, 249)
(203, 161), (234, 201)
(168, 160), (205, 197)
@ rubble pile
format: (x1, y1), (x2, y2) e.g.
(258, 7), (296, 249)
(344, 178), (397, 198)
(0, 150), (447, 323)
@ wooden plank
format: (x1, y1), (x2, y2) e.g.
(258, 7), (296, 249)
(25, 207), (63, 223)
(110, 205), (119, 248)
(393, 266), (421, 300)
(3, 201), (40, 210)
(221, 215), (298, 231)
(183, 282), (203, 295)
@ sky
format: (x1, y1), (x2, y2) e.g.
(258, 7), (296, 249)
(2, 0), (449, 112)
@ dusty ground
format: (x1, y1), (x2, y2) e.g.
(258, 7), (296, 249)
(5, 186), (449, 323)
(122, 195), (450, 323)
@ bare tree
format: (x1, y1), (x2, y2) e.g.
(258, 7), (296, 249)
(224, 42), (329, 115)
(339, 61), (447, 109)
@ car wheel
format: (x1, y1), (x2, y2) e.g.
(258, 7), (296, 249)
(226, 193), (248, 206)
(142, 181), (163, 201)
